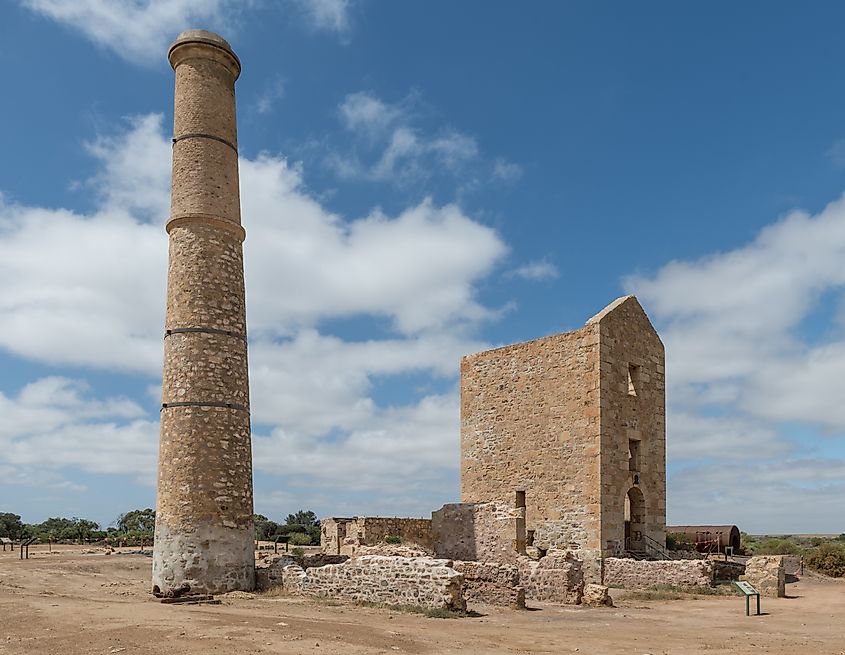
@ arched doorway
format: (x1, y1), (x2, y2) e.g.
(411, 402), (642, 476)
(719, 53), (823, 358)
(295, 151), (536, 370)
(624, 487), (646, 552)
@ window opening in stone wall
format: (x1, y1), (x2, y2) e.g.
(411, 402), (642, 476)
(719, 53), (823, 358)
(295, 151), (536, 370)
(627, 363), (640, 396)
(628, 439), (640, 472)
(515, 490), (526, 508)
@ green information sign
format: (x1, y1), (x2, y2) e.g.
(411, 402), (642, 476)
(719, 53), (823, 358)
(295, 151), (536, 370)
(732, 581), (761, 615)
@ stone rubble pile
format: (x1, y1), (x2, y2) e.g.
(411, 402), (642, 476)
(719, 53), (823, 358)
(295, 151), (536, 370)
(517, 549), (585, 604)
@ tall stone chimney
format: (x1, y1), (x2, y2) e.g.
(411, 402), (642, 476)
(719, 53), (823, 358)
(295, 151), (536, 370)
(152, 30), (254, 595)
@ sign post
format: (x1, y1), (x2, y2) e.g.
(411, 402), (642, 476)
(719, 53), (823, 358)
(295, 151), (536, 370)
(733, 581), (761, 616)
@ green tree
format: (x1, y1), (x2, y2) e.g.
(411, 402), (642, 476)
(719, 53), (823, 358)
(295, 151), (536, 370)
(116, 509), (155, 534)
(285, 510), (318, 527)
(0, 512), (24, 539)
(253, 514), (280, 541)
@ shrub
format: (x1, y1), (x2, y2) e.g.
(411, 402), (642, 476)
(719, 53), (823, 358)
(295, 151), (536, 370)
(755, 538), (803, 556)
(805, 543), (845, 578)
(287, 532), (312, 546)
(384, 535), (402, 545)
(291, 546), (305, 557)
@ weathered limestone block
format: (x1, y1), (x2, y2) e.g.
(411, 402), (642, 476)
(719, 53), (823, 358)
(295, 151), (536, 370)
(741, 555), (785, 598)
(582, 583), (613, 607)
(451, 560), (525, 609)
(517, 550), (584, 604)
(603, 557), (714, 590)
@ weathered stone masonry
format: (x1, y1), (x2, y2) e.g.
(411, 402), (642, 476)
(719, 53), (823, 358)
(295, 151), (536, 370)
(321, 517), (433, 555)
(257, 555), (466, 611)
(460, 296), (666, 582)
(153, 30), (254, 595)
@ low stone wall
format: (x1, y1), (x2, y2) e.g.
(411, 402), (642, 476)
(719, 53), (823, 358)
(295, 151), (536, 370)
(432, 501), (523, 564)
(603, 558), (714, 590)
(260, 555), (465, 611)
(712, 559), (745, 582)
(741, 555), (785, 598)
(452, 560), (525, 609)
(255, 556), (301, 591)
(321, 517), (433, 555)
(518, 550), (584, 604)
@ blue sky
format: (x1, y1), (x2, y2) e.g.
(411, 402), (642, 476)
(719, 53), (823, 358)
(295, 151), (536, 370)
(2, 0), (845, 533)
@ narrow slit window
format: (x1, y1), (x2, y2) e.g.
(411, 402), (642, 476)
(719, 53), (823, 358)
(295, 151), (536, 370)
(627, 363), (640, 396)
(629, 439), (640, 471)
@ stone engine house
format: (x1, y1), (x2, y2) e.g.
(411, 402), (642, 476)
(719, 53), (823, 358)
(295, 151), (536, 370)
(460, 295), (666, 579)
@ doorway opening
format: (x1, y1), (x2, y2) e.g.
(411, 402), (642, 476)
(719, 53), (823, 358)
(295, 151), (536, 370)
(624, 486), (646, 552)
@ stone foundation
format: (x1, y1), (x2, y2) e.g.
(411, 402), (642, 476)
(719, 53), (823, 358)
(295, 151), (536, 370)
(517, 550), (584, 604)
(452, 560), (525, 609)
(603, 557), (714, 590)
(741, 555), (785, 598)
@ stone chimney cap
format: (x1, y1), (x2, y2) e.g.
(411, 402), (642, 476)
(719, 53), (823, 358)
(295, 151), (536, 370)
(168, 29), (240, 76)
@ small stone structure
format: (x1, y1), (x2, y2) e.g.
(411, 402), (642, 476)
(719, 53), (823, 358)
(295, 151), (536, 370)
(517, 549), (585, 604)
(451, 560), (525, 608)
(741, 555), (785, 598)
(432, 501), (524, 564)
(153, 29), (254, 595)
(461, 296), (666, 581)
(582, 583), (613, 607)
(320, 517), (433, 555)
(603, 557), (714, 590)
(257, 555), (465, 610)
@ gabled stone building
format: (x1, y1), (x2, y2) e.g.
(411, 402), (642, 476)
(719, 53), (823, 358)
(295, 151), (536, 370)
(460, 295), (665, 580)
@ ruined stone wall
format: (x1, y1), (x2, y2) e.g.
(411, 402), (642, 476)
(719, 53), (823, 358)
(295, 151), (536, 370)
(460, 329), (602, 566)
(741, 555), (785, 597)
(593, 297), (666, 560)
(432, 502), (523, 564)
(262, 555), (465, 610)
(451, 560), (525, 608)
(603, 558), (714, 590)
(517, 550), (584, 604)
(320, 517), (433, 555)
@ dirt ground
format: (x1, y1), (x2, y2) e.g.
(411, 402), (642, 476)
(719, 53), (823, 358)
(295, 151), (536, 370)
(2, 545), (844, 655)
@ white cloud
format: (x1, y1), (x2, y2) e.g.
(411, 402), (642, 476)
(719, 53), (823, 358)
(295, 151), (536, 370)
(21, 0), (249, 64)
(629, 195), (845, 530)
(289, 0), (354, 34)
(668, 460), (845, 533)
(328, 92), (481, 185)
(507, 258), (559, 281)
(255, 77), (286, 115)
(0, 377), (157, 484)
(492, 157), (523, 183)
(826, 138), (845, 168)
(338, 91), (404, 138)
(0, 113), (508, 517)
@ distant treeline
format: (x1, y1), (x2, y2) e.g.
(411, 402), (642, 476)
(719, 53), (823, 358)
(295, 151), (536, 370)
(0, 508), (321, 547)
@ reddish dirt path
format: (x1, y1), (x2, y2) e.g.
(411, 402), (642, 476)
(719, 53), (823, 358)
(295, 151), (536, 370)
(1, 547), (844, 654)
